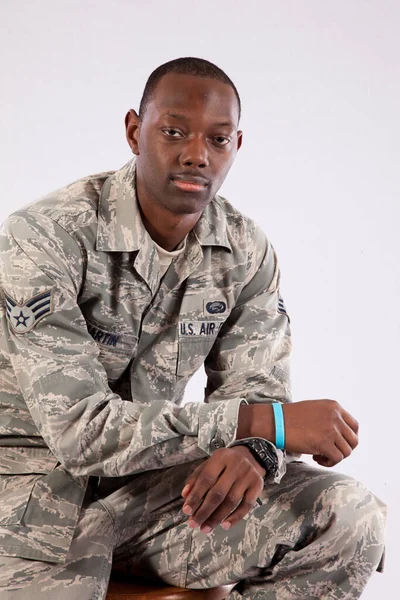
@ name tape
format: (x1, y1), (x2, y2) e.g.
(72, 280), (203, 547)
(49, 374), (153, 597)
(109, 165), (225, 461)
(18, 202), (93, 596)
(179, 320), (223, 337)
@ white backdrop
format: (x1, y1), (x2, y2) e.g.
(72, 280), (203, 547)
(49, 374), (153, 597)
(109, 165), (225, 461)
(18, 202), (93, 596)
(1, 1), (399, 597)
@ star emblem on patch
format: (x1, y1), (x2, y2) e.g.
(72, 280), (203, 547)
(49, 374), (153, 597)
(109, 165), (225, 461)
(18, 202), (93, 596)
(13, 309), (33, 328)
(4, 290), (53, 333)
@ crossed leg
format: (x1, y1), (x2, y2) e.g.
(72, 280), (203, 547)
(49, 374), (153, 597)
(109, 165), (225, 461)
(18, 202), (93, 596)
(112, 461), (386, 599)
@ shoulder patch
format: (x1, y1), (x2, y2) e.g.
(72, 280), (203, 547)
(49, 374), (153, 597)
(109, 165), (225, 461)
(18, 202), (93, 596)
(4, 290), (53, 334)
(277, 295), (290, 322)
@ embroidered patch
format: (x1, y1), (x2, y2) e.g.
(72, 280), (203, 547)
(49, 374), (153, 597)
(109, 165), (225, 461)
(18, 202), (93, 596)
(204, 300), (227, 315)
(4, 290), (53, 334)
(87, 323), (120, 347)
(277, 295), (290, 322)
(179, 320), (223, 337)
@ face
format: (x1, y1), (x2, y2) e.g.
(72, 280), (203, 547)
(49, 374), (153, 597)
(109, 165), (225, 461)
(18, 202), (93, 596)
(125, 73), (242, 216)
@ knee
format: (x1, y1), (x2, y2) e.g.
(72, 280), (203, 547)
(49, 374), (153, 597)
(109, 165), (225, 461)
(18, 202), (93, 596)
(320, 473), (386, 529)
(317, 473), (386, 567)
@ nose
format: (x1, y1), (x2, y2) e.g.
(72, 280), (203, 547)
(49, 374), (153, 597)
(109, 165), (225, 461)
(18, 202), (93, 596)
(179, 136), (209, 168)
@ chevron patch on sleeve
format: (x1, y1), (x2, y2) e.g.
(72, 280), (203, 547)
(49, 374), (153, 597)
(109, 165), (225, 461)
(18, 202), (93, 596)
(277, 295), (290, 322)
(4, 290), (53, 334)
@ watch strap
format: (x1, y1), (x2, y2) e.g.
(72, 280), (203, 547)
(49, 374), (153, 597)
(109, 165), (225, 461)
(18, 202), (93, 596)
(231, 438), (279, 477)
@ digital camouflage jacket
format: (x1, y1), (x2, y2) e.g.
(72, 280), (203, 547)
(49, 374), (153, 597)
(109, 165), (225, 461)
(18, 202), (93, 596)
(0, 158), (291, 562)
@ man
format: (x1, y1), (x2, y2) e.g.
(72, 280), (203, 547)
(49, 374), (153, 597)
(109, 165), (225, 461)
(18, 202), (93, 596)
(0, 57), (385, 599)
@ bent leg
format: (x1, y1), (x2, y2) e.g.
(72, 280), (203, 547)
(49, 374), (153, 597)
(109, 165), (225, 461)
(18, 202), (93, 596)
(187, 461), (387, 599)
(0, 499), (116, 600)
(112, 461), (386, 599)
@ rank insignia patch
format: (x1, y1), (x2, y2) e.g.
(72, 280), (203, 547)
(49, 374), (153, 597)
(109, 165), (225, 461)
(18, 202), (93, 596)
(277, 295), (290, 322)
(4, 290), (53, 334)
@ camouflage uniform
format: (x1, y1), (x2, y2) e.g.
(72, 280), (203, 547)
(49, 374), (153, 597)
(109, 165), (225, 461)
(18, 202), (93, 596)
(0, 159), (385, 598)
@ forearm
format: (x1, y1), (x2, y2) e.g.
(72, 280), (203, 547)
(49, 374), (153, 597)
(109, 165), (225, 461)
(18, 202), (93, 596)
(20, 365), (243, 477)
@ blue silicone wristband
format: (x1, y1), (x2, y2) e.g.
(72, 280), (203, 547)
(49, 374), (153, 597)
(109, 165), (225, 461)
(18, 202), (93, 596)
(272, 402), (285, 450)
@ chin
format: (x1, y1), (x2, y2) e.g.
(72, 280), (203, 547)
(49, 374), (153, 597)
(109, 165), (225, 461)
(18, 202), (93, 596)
(165, 196), (211, 215)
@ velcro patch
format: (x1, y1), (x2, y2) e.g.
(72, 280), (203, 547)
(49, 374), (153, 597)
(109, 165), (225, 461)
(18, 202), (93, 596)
(179, 320), (223, 337)
(4, 290), (53, 334)
(203, 300), (227, 316)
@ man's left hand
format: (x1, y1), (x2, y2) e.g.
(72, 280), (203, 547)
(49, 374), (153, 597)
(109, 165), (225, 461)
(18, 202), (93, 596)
(181, 446), (265, 534)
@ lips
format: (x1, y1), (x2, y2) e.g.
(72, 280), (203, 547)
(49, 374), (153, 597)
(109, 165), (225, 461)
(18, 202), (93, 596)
(170, 173), (209, 193)
(172, 180), (207, 192)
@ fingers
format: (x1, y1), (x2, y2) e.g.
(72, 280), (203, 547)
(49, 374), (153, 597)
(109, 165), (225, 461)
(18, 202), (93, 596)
(220, 487), (261, 530)
(341, 407), (359, 435)
(322, 416), (359, 467)
(181, 448), (264, 534)
(181, 463), (205, 498)
(182, 466), (221, 518)
(313, 433), (353, 468)
(334, 435), (353, 460)
(341, 423), (359, 450)
(188, 471), (243, 532)
(325, 444), (344, 467)
(313, 454), (332, 467)
(314, 404), (359, 468)
(189, 474), (263, 533)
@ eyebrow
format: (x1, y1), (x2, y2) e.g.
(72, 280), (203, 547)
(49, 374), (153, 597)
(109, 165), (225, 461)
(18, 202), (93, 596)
(163, 112), (235, 128)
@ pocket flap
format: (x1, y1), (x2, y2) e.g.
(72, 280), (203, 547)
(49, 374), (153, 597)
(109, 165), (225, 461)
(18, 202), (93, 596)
(0, 447), (59, 474)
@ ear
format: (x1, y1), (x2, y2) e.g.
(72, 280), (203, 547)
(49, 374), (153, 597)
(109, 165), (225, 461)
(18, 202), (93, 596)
(125, 109), (141, 155)
(236, 130), (243, 152)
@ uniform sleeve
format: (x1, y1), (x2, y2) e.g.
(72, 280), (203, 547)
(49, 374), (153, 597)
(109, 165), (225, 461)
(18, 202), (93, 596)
(202, 225), (298, 469)
(0, 211), (243, 477)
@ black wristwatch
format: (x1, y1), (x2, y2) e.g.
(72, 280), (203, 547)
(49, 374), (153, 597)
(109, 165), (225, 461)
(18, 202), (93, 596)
(231, 438), (279, 478)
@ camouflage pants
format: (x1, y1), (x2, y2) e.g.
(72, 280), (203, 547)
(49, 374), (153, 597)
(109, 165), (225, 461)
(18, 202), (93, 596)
(0, 461), (386, 599)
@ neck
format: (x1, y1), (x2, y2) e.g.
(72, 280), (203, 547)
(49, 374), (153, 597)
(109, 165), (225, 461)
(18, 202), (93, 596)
(137, 200), (201, 252)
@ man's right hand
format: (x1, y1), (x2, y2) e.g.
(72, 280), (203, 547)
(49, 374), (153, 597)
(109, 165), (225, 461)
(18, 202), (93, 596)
(238, 400), (359, 467)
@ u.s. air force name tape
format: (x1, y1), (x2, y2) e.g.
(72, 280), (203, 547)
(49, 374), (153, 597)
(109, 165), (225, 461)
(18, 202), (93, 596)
(179, 320), (223, 337)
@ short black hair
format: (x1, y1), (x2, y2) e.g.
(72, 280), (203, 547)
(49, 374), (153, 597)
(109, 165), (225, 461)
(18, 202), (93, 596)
(138, 57), (241, 123)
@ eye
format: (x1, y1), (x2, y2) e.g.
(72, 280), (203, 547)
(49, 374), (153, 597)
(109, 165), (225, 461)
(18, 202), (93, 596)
(214, 136), (231, 146)
(163, 128), (183, 138)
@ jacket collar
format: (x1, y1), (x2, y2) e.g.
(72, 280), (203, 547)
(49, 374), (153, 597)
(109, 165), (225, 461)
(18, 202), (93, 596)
(96, 157), (232, 253)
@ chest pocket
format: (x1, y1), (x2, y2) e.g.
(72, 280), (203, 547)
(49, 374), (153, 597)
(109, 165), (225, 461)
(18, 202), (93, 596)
(87, 320), (137, 383)
(176, 319), (223, 378)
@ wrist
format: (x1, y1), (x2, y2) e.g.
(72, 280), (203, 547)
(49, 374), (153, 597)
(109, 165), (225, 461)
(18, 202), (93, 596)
(231, 445), (266, 478)
(231, 437), (280, 480)
(237, 404), (275, 442)
(272, 402), (285, 450)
